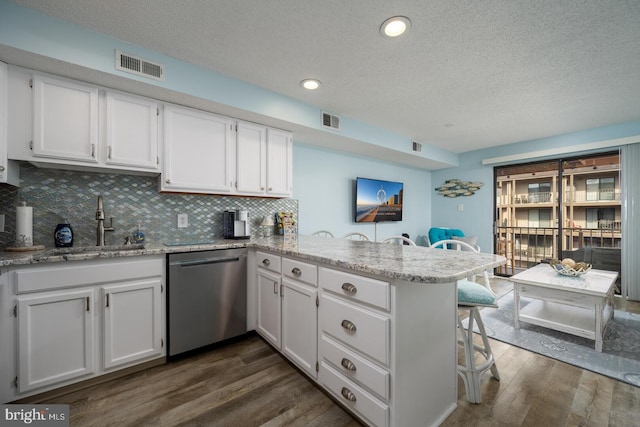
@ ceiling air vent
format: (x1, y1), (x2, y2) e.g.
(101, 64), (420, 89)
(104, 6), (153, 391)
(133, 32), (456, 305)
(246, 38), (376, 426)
(115, 50), (164, 81)
(322, 112), (340, 130)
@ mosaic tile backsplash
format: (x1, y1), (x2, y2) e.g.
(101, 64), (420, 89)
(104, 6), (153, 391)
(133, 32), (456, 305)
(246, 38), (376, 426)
(0, 163), (298, 249)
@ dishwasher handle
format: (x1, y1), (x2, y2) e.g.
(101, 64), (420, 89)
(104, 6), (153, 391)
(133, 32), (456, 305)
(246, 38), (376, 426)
(171, 256), (241, 268)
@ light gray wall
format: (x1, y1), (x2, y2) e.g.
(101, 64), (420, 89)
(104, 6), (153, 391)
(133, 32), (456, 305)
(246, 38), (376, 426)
(293, 144), (431, 244)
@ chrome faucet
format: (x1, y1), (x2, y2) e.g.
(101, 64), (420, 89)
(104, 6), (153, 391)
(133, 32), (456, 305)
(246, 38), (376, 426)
(96, 195), (114, 246)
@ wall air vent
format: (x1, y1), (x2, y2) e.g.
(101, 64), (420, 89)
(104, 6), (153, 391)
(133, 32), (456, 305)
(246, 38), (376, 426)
(115, 50), (164, 81)
(412, 141), (422, 152)
(322, 112), (340, 130)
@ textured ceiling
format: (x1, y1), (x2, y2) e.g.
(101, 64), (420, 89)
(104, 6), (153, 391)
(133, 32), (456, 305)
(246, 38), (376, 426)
(9, 0), (640, 154)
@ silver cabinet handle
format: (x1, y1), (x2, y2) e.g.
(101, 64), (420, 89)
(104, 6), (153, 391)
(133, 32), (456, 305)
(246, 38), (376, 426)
(108, 146), (112, 159)
(166, 179), (171, 184)
(341, 319), (357, 332)
(262, 258), (271, 266)
(291, 267), (302, 276)
(273, 281), (278, 294)
(91, 143), (96, 158)
(0, 165), (5, 171)
(341, 358), (357, 371)
(341, 387), (357, 402)
(341, 282), (357, 294)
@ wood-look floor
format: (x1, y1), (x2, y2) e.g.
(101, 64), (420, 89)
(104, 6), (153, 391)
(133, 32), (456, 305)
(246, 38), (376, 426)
(34, 279), (640, 427)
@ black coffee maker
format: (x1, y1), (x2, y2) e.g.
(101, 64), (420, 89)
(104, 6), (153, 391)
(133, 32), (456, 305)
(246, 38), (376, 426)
(223, 210), (251, 239)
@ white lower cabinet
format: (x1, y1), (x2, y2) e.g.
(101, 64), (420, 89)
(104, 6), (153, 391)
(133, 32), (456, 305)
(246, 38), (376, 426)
(102, 278), (162, 370)
(281, 278), (317, 376)
(17, 288), (96, 393)
(318, 268), (391, 427)
(255, 251), (318, 378)
(250, 249), (458, 427)
(4, 256), (165, 401)
(256, 268), (282, 347)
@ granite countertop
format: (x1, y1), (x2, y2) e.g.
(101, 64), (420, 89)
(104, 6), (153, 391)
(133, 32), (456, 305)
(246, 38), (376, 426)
(251, 235), (506, 283)
(0, 235), (506, 284)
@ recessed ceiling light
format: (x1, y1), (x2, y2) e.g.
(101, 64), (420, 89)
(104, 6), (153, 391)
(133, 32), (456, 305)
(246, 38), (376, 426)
(301, 79), (321, 90)
(380, 16), (411, 38)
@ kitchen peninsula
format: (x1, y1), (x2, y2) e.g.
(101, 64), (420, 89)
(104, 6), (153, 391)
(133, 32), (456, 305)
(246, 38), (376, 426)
(0, 236), (505, 427)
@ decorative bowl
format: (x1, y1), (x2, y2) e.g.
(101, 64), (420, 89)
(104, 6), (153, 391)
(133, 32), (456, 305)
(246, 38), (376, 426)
(549, 259), (592, 277)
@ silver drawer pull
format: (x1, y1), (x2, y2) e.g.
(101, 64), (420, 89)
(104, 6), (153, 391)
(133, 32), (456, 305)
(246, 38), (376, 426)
(341, 387), (357, 402)
(341, 358), (357, 371)
(341, 319), (357, 332)
(291, 267), (302, 276)
(262, 258), (271, 266)
(341, 282), (357, 294)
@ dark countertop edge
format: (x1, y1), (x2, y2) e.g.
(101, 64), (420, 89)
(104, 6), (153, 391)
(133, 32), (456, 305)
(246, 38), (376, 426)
(0, 238), (507, 285)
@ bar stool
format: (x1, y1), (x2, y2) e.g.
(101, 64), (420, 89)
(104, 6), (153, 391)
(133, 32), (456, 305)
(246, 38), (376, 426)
(430, 239), (501, 403)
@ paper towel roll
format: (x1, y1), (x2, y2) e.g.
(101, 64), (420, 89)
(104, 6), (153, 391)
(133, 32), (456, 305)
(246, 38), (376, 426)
(16, 202), (33, 247)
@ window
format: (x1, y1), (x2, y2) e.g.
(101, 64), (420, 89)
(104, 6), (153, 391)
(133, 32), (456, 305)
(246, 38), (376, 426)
(586, 207), (615, 229)
(528, 209), (552, 227)
(586, 177), (615, 201)
(528, 182), (551, 203)
(495, 152), (621, 273)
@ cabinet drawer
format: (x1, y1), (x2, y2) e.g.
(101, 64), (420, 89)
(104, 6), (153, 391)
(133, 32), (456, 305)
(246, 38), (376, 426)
(320, 267), (390, 310)
(320, 335), (389, 401)
(256, 251), (281, 274)
(320, 294), (390, 365)
(282, 257), (317, 286)
(320, 362), (389, 427)
(15, 257), (163, 294)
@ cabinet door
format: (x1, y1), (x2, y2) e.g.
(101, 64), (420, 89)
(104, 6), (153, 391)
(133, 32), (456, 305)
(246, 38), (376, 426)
(32, 74), (99, 162)
(236, 121), (266, 195)
(17, 289), (95, 393)
(102, 278), (163, 370)
(256, 268), (281, 347)
(105, 91), (159, 170)
(0, 62), (5, 176)
(162, 104), (234, 193)
(282, 278), (318, 378)
(266, 128), (293, 197)
(0, 61), (9, 183)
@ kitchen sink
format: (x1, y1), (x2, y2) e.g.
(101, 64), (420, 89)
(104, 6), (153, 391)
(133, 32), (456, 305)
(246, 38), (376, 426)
(49, 243), (145, 255)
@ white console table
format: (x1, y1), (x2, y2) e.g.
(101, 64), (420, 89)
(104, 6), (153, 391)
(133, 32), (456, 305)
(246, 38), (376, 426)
(510, 263), (619, 352)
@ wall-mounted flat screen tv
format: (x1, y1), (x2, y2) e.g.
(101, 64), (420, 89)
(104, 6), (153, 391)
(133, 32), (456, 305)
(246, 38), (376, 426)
(355, 177), (403, 223)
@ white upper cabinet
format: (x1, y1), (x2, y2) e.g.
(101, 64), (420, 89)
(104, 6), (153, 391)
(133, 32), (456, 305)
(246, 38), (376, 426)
(161, 104), (235, 194)
(0, 61), (19, 185)
(105, 91), (159, 170)
(32, 74), (99, 163)
(266, 128), (293, 197)
(235, 121), (292, 198)
(6, 66), (292, 192)
(8, 68), (160, 174)
(236, 121), (267, 195)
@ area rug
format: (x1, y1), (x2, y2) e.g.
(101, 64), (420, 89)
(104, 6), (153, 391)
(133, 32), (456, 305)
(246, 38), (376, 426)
(464, 291), (640, 387)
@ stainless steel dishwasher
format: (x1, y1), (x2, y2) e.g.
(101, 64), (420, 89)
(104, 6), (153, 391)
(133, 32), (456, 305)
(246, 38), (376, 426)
(167, 248), (247, 358)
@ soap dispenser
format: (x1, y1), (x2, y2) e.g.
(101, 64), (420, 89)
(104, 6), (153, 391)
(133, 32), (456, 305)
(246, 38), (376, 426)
(54, 220), (74, 247)
(133, 223), (145, 244)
